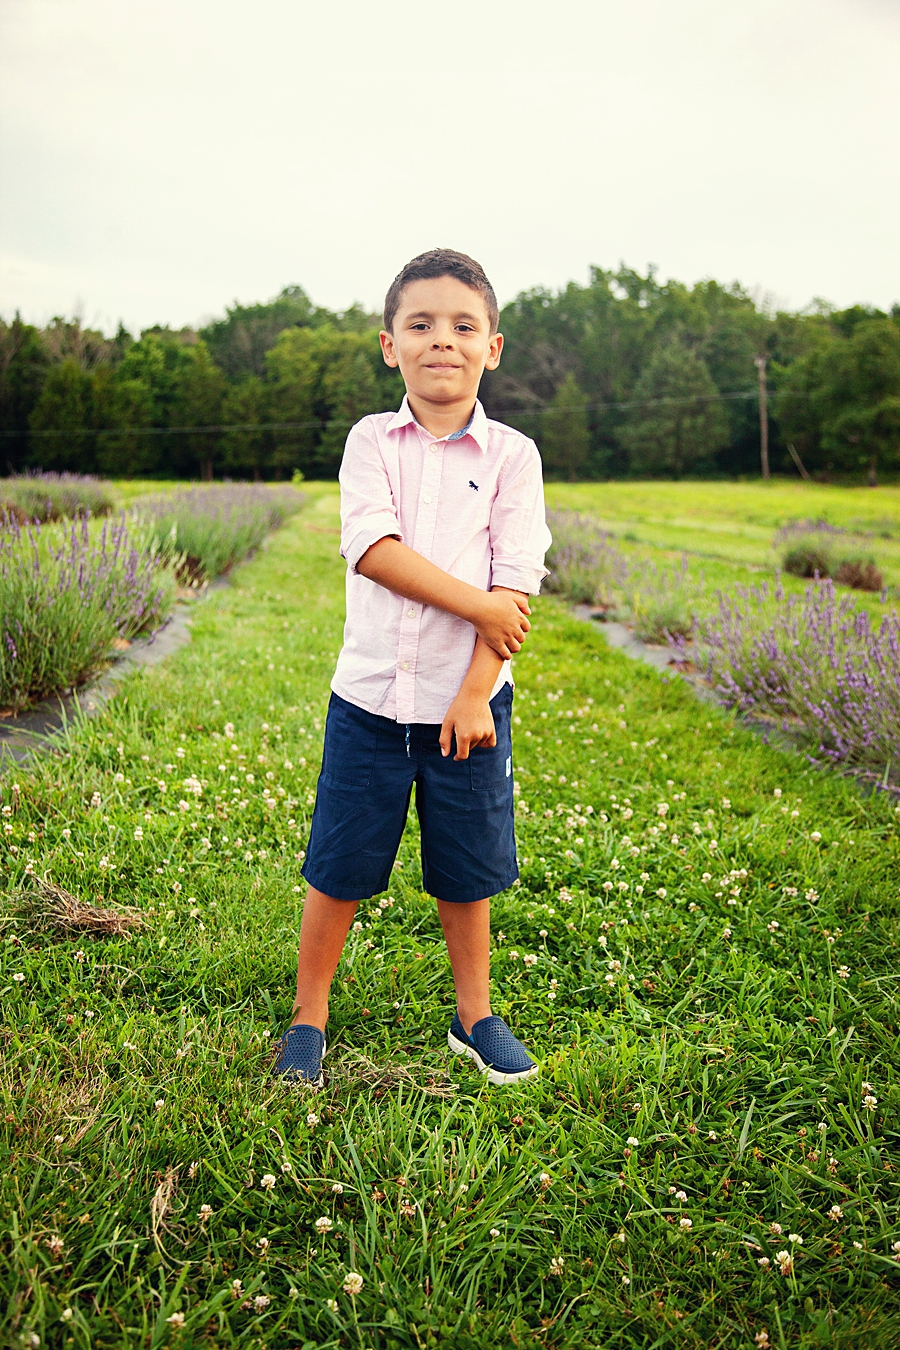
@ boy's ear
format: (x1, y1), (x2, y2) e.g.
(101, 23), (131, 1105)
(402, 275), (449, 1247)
(484, 332), (504, 371)
(379, 330), (399, 368)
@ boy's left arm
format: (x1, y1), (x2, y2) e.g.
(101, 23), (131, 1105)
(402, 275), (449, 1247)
(440, 439), (552, 761)
(439, 590), (526, 761)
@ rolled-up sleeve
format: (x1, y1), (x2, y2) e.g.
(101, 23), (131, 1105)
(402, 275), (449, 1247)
(489, 438), (552, 594)
(339, 419), (404, 574)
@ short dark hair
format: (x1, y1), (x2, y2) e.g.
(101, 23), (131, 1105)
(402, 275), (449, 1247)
(383, 248), (499, 334)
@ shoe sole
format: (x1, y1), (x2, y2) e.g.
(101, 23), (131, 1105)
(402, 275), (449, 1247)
(447, 1031), (539, 1086)
(273, 1038), (327, 1089)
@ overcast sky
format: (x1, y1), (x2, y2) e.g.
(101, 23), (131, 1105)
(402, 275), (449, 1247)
(1, 0), (898, 335)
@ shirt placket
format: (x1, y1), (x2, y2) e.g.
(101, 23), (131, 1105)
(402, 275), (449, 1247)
(395, 430), (444, 722)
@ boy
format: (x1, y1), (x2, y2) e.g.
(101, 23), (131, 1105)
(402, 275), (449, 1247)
(273, 248), (551, 1087)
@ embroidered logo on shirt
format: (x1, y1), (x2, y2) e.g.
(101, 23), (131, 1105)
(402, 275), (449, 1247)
(468, 480), (479, 491)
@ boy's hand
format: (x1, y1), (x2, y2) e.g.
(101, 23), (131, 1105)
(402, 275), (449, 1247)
(440, 691), (496, 761)
(473, 589), (531, 660)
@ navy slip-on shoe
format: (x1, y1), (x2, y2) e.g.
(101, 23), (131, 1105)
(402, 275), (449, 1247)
(272, 1023), (326, 1087)
(448, 1013), (539, 1085)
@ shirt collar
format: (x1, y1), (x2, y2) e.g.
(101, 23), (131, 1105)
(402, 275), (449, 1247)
(386, 395), (489, 454)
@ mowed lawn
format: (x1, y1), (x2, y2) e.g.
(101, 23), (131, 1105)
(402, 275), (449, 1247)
(544, 480), (900, 600)
(2, 486), (900, 1349)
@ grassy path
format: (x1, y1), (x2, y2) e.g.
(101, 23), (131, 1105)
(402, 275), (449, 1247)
(2, 489), (899, 1349)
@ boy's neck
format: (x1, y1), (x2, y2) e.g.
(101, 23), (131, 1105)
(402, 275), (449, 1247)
(406, 392), (477, 442)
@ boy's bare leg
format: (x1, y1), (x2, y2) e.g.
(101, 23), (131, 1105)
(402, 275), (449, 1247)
(291, 886), (359, 1032)
(437, 897), (492, 1034)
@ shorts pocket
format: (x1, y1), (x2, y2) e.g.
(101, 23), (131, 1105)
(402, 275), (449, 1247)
(470, 686), (513, 792)
(321, 695), (379, 789)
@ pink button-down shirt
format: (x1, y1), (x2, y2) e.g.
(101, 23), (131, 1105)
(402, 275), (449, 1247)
(331, 396), (551, 724)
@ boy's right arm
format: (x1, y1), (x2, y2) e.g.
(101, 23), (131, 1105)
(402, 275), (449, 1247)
(356, 536), (531, 660)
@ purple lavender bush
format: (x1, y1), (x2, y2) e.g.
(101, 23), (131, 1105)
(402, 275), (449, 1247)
(135, 484), (306, 581)
(0, 471), (116, 522)
(701, 576), (900, 779)
(0, 513), (175, 713)
(545, 510), (698, 641)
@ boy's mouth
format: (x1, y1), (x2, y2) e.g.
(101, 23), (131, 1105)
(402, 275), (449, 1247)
(425, 362), (461, 371)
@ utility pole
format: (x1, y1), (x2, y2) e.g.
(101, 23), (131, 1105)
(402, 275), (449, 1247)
(755, 355), (770, 481)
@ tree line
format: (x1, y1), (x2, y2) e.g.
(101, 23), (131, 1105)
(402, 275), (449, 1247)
(2, 268), (898, 482)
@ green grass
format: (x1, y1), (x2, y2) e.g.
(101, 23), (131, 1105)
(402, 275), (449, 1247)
(544, 481), (900, 595)
(3, 487), (900, 1348)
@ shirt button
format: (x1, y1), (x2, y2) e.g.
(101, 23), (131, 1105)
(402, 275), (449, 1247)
(423, 495), (432, 504)
(401, 661), (410, 670)
(429, 444), (438, 453)
(407, 608), (415, 617)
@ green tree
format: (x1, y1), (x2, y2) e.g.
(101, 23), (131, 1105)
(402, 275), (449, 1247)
(539, 373), (590, 479)
(265, 327), (320, 477)
(220, 376), (268, 480)
(0, 318), (50, 471)
(28, 358), (94, 471)
(169, 340), (225, 481)
(315, 348), (379, 477)
(818, 319), (900, 484)
(619, 343), (728, 477)
(92, 368), (157, 477)
(777, 318), (900, 482)
(202, 285), (322, 380)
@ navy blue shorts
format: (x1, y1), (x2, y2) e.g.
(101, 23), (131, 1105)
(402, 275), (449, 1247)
(302, 685), (518, 903)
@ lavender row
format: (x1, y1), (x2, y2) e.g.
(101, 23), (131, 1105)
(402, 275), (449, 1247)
(545, 510), (900, 783)
(134, 484), (306, 581)
(0, 514), (175, 714)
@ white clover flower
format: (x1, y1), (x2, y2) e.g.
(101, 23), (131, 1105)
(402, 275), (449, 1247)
(757, 1256), (771, 1268)
(60, 1307), (74, 1321)
(775, 1250), (793, 1275)
(548, 1256), (564, 1276)
(490, 1227), (500, 1238)
(892, 1240), (900, 1256)
(332, 1182), (344, 1194)
(656, 888), (667, 899)
(154, 1098), (164, 1109)
(621, 1274), (631, 1285)
(257, 1237), (270, 1252)
(326, 1297), (339, 1311)
(769, 1222), (783, 1236)
(675, 1190), (688, 1203)
(343, 1271), (364, 1296)
(627, 1136), (639, 1147)
(166, 1312), (185, 1326)
(307, 1112), (319, 1127)
(679, 1217), (692, 1230)
(260, 1173), (277, 1191)
(315, 1216), (333, 1234)
(12, 972), (25, 983)
(230, 1279), (243, 1298)
(539, 1172), (552, 1188)
(788, 1233), (803, 1245)
(253, 1294), (270, 1312)
(198, 1204), (213, 1221)
(523, 953), (538, 967)
(827, 1205), (843, 1221)
(862, 1095), (877, 1111)
(837, 966), (850, 980)
(810, 831), (822, 842)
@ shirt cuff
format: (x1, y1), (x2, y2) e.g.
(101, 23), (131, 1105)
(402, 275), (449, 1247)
(490, 563), (550, 596)
(342, 514), (404, 574)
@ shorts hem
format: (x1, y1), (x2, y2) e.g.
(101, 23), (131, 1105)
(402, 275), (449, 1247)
(425, 871), (519, 904)
(301, 869), (382, 903)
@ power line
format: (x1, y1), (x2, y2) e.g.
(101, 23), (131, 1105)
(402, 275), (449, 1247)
(1, 389), (766, 438)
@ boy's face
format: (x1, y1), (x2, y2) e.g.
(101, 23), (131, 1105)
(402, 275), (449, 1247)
(379, 276), (503, 407)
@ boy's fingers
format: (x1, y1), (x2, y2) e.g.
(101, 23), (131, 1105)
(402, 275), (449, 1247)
(439, 717), (453, 757)
(454, 731), (472, 761)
